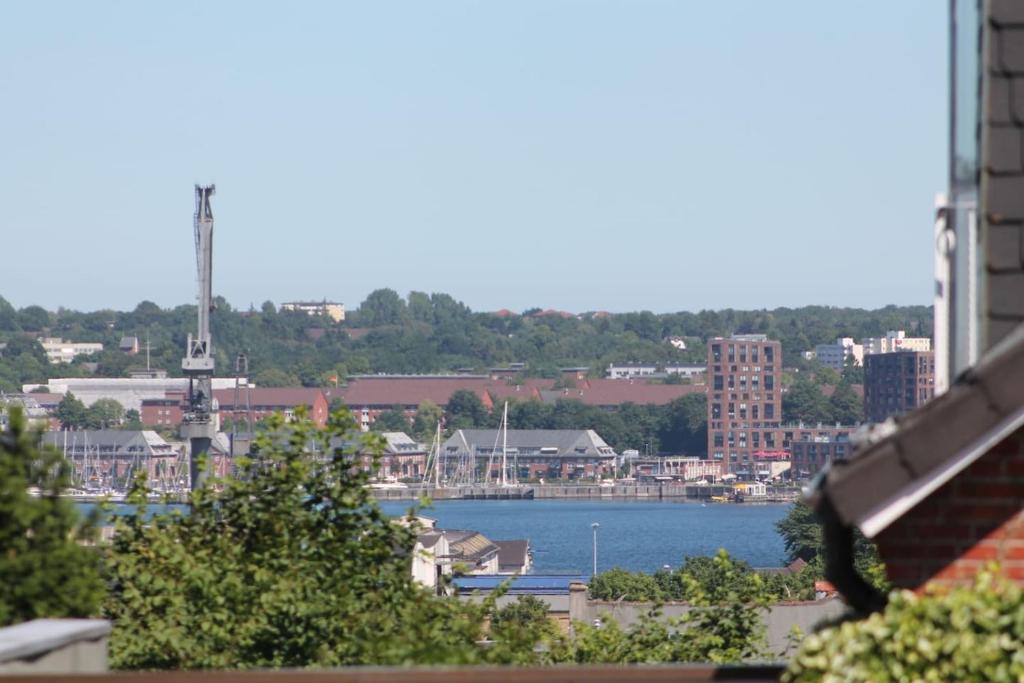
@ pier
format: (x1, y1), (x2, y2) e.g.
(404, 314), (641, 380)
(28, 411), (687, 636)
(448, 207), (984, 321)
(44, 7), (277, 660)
(368, 484), (801, 502)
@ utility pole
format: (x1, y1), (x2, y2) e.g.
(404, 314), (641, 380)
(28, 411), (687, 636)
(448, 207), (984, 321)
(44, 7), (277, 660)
(181, 185), (219, 492)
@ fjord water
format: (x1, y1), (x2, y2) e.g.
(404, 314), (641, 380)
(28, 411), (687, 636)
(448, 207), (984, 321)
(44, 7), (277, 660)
(379, 499), (792, 575)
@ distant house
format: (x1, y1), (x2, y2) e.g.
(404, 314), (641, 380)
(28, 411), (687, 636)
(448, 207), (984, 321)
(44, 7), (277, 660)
(40, 430), (191, 484)
(606, 362), (705, 380)
(442, 429), (617, 481)
(118, 336), (139, 354)
(445, 529), (500, 574)
(280, 301), (345, 322)
(494, 540), (533, 575)
(37, 338), (103, 364)
(336, 431), (428, 481)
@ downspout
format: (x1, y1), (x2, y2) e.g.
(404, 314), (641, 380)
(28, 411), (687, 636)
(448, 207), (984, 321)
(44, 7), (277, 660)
(816, 495), (887, 615)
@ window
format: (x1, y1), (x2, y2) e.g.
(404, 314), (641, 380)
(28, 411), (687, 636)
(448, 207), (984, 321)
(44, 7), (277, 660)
(727, 402), (735, 418)
(712, 403), (721, 419)
(764, 375), (774, 391)
(764, 346), (774, 362)
(712, 344), (721, 362)
(713, 433), (724, 448)
(713, 375), (723, 390)
(752, 348), (759, 363)
(752, 404), (759, 420)
(728, 376), (735, 389)
(739, 403), (747, 419)
(764, 404), (775, 419)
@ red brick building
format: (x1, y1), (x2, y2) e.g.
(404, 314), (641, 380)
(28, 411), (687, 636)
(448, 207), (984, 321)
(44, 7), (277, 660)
(213, 388), (329, 428)
(863, 351), (936, 422)
(706, 334), (783, 476)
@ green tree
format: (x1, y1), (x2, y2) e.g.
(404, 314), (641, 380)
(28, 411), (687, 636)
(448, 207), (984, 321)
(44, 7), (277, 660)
(0, 408), (104, 625)
(254, 367), (300, 387)
(656, 394), (707, 455)
(85, 398), (125, 429)
(782, 376), (831, 424)
(56, 392), (88, 430)
(358, 288), (407, 327)
(775, 501), (824, 564)
(411, 400), (444, 440)
(590, 567), (663, 601)
(104, 409), (502, 669)
(372, 406), (410, 432)
(445, 389), (489, 430)
(16, 305), (51, 331)
(827, 381), (863, 425)
(124, 409), (144, 430)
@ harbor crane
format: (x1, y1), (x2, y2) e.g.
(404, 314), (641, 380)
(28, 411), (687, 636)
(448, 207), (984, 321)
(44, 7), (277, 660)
(181, 185), (219, 491)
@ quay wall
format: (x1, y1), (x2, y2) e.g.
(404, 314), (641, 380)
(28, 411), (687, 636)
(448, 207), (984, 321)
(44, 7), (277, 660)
(370, 484), (800, 502)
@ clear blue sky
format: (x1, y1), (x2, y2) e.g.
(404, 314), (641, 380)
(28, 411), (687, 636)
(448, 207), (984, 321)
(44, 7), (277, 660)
(0, 1), (946, 314)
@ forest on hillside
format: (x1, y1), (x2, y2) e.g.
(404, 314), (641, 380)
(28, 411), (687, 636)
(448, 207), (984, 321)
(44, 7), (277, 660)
(0, 289), (932, 393)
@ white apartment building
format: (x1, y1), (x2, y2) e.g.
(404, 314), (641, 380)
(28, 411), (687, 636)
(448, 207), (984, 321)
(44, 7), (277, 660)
(280, 301), (345, 322)
(862, 330), (931, 355)
(810, 331), (931, 370)
(607, 362), (705, 379)
(813, 337), (864, 370)
(38, 338), (104, 364)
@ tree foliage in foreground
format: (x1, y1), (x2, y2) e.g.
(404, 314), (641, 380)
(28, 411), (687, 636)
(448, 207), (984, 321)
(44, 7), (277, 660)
(0, 408), (104, 626)
(104, 408), (771, 669)
(104, 409), (494, 669)
(580, 551), (769, 664)
(590, 549), (818, 603)
(784, 570), (1024, 682)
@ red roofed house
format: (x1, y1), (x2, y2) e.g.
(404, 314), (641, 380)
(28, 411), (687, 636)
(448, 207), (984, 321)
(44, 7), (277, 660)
(337, 376), (496, 430)
(539, 378), (706, 409)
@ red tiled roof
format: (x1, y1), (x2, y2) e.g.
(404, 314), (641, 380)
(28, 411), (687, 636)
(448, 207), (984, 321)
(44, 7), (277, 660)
(486, 379), (554, 402)
(214, 387), (326, 409)
(545, 378), (706, 407)
(338, 377), (495, 408)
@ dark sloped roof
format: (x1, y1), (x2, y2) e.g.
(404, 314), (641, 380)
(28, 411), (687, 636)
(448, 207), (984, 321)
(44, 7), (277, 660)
(444, 529), (499, 563)
(494, 539), (530, 570)
(812, 324), (1024, 538)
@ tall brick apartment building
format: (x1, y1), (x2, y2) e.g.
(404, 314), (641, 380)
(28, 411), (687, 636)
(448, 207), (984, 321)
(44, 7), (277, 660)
(706, 334), (782, 476)
(863, 350), (936, 422)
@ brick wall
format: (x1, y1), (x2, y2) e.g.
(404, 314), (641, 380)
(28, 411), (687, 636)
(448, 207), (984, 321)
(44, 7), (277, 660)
(875, 428), (1024, 588)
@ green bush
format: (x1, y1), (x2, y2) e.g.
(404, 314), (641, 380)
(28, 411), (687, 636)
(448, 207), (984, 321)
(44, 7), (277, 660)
(0, 407), (104, 625)
(784, 570), (1024, 682)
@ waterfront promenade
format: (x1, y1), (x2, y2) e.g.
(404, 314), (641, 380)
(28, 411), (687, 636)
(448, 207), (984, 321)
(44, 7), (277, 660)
(370, 483), (801, 502)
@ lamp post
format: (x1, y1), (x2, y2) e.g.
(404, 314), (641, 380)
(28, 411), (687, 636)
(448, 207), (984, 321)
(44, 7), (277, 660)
(591, 522), (600, 576)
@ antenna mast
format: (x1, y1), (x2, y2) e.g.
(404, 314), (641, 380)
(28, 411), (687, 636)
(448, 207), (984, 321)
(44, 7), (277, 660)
(181, 184), (219, 491)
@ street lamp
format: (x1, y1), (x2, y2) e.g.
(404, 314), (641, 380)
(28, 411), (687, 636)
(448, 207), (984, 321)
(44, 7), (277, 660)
(591, 522), (600, 576)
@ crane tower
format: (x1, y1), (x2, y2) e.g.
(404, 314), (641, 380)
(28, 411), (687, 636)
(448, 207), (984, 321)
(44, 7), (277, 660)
(181, 184), (219, 491)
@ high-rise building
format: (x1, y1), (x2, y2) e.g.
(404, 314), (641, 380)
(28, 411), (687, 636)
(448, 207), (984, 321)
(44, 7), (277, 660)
(706, 334), (782, 476)
(863, 351), (936, 422)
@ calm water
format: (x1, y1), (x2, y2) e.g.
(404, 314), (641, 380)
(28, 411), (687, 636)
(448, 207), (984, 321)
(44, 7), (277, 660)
(380, 499), (791, 575)
(78, 499), (792, 575)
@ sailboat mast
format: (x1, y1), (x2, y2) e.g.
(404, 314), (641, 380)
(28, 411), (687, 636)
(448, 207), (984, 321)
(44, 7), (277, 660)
(434, 421), (441, 488)
(500, 402), (508, 487)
